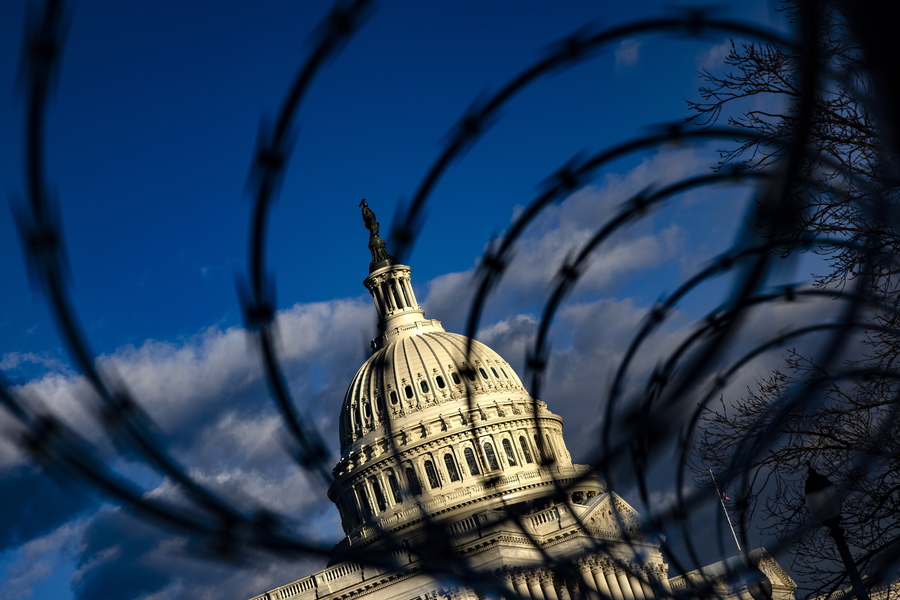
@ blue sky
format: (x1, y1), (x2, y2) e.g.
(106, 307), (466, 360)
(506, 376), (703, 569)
(0, 1), (835, 599)
(0, 0), (782, 362)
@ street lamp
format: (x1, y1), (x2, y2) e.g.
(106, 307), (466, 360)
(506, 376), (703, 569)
(804, 463), (870, 600)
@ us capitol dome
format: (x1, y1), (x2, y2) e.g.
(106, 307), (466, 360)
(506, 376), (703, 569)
(250, 202), (797, 600)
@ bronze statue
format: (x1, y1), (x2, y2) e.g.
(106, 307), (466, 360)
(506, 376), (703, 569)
(359, 199), (379, 236)
(359, 199), (393, 272)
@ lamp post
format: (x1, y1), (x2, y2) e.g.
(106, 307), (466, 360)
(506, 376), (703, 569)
(804, 463), (870, 600)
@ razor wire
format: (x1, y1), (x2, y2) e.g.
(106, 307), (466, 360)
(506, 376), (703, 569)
(5, 0), (900, 599)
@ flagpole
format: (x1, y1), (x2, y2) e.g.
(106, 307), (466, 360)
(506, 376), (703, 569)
(709, 468), (742, 553)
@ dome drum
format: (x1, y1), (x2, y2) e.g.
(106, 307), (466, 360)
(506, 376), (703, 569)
(328, 400), (581, 537)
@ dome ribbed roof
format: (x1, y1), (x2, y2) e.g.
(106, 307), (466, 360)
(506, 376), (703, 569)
(339, 330), (528, 453)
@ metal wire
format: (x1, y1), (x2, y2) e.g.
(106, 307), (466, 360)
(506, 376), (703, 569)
(5, 0), (900, 599)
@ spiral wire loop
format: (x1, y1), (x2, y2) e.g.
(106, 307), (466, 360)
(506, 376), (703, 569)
(5, 0), (900, 598)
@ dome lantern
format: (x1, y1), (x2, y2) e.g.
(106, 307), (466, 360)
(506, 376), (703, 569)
(359, 200), (442, 349)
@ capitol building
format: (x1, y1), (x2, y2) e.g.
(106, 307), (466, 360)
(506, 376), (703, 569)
(250, 203), (797, 600)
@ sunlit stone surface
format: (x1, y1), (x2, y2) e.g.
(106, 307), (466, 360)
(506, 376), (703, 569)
(250, 206), (796, 600)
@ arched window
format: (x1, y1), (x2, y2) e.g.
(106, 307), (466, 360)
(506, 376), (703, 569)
(436, 376), (446, 389)
(420, 380), (429, 393)
(387, 470), (403, 503)
(405, 467), (422, 497)
(483, 442), (500, 471)
(370, 477), (387, 512)
(544, 434), (556, 460)
(390, 390), (398, 404)
(405, 385), (414, 399)
(342, 504), (361, 527)
(444, 453), (460, 482)
(343, 494), (361, 528)
(534, 434), (547, 462)
(479, 368), (489, 379)
(519, 436), (533, 463)
(451, 372), (461, 385)
(502, 438), (517, 466)
(357, 486), (372, 519)
(491, 367), (499, 378)
(424, 460), (440, 489)
(464, 447), (480, 475)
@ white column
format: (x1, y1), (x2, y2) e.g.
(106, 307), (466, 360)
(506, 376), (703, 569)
(401, 277), (415, 306)
(639, 569), (655, 600)
(512, 573), (530, 599)
(370, 284), (383, 314)
(579, 562), (601, 599)
(540, 573), (559, 600)
(628, 573), (646, 600)
(662, 568), (672, 593)
(652, 564), (672, 594)
(392, 279), (405, 309)
(381, 281), (394, 310)
(586, 564), (608, 599)
(615, 571), (636, 600)
(528, 575), (546, 600)
(604, 568), (625, 600)
(557, 579), (572, 600)
(499, 572), (514, 600)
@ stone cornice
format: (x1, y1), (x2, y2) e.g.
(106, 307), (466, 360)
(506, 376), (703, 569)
(335, 466), (603, 548)
(330, 410), (564, 487)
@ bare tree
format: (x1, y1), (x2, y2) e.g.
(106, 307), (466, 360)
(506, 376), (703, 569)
(689, 1), (900, 596)
(688, 1), (894, 287)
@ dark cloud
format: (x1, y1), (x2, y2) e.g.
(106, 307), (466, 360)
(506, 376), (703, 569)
(0, 466), (96, 553)
(74, 510), (170, 600)
(72, 506), (331, 600)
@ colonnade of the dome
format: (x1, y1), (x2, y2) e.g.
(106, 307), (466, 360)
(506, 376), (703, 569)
(364, 266), (420, 322)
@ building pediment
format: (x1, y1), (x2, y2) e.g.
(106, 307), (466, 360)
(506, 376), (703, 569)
(578, 492), (648, 541)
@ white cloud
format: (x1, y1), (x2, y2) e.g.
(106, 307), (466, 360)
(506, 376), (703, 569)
(493, 149), (706, 298)
(697, 39), (732, 70)
(615, 39), (642, 70)
(419, 148), (734, 340)
(4, 298), (371, 452)
(0, 352), (70, 374)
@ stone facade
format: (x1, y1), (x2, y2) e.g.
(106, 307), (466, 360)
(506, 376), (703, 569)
(253, 489), (670, 600)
